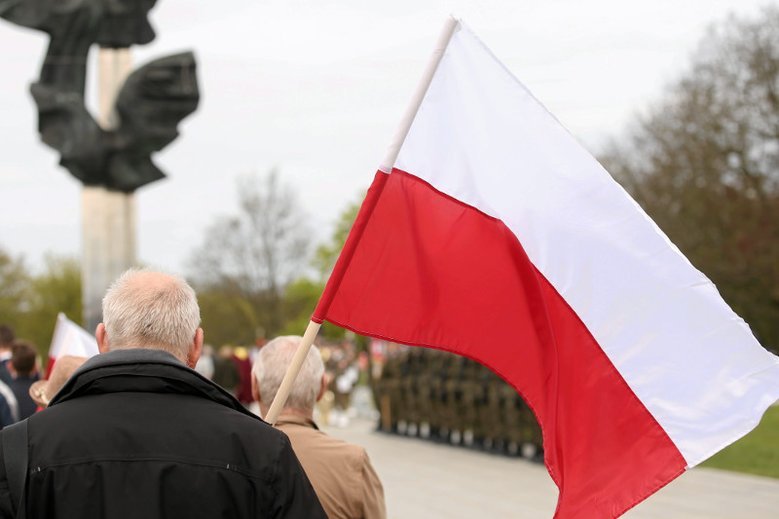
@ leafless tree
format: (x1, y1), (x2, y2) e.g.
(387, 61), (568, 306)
(189, 170), (311, 338)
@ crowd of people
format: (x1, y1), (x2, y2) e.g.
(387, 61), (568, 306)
(0, 269), (385, 519)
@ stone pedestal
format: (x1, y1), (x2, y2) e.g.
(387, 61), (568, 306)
(81, 48), (135, 332)
(81, 187), (137, 332)
(97, 48), (131, 127)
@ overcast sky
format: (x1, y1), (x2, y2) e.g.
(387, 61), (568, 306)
(0, 0), (773, 275)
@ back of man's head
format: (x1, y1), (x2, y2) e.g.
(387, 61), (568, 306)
(11, 340), (37, 376)
(0, 325), (14, 350)
(102, 269), (201, 362)
(253, 336), (324, 413)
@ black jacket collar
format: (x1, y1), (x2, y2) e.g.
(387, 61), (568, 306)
(50, 348), (259, 420)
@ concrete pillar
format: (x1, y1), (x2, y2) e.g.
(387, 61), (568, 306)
(81, 48), (136, 332)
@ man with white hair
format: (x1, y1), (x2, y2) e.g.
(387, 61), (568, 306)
(252, 336), (386, 519)
(0, 269), (326, 519)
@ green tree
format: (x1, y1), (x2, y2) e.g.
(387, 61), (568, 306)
(0, 247), (30, 328)
(20, 255), (82, 358)
(601, 6), (779, 353)
(279, 277), (326, 336)
(280, 196), (364, 340)
(197, 289), (261, 347)
(312, 200), (360, 280)
(0, 248), (81, 358)
(278, 277), (345, 340)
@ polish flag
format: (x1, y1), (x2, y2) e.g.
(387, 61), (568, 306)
(46, 313), (99, 377)
(312, 20), (779, 518)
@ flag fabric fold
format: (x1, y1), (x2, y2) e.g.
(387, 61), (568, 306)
(46, 312), (99, 377)
(313, 21), (779, 518)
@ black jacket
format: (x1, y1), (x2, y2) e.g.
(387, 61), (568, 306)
(0, 349), (326, 519)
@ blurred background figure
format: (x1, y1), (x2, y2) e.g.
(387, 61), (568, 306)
(212, 345), (240, 396)
(28, 355), (87, 409)
(231, 345), (254, 407)
(6, 340), (40, 420)
(0, 324), (15, 383)
(0, 324), (19, 427)
(328, 340), (359, 428)
(0, 376), (17, 428)
(194, 344), (215, 380)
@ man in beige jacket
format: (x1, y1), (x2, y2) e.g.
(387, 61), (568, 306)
(252, 336), (386, 519)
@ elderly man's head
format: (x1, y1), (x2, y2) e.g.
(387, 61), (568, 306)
(96, 269), (203, 368)
(252, 336), (326, 418)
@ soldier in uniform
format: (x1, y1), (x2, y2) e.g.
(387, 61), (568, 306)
(376, 350), (404, 433)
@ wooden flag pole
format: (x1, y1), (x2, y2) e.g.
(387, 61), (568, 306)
(264, 319), (321, 425)
(379, 15), (460, 172)
(266, 16), (460, 426)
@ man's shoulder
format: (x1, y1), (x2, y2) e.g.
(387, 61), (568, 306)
(280, 421), (367, 463)
(319, 431), (367, 458)
(23, 397), (297, 493)
(28, 390), (290, 461)
(208, 404), (288, 443)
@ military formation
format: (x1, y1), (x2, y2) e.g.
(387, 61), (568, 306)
(374, 348), (543, 459)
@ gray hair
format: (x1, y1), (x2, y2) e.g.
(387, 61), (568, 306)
(102, 268), (201, 361)
(252, 336), (324, 411)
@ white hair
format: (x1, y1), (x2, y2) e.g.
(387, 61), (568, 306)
(102, 268), (201, 361)
(252, 336), (324, 411)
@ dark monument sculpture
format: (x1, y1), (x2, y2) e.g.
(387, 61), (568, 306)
(2, 0), (200, 330)
(0, 0), (199, 192)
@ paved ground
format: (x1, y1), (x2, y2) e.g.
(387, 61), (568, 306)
(324, 418), (779, 519)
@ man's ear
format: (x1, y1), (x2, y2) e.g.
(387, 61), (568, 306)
(316, 374), (327, 402)
(96, 323), (110, 354)
(186, 328), (204, 369)
(251, 372), (260, 403)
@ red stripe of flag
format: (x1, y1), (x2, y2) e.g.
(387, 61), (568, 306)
(313, 169), (686, 518)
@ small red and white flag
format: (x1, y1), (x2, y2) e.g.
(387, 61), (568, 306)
(312, 19), (779, 518)
(46, 312), (99, 377)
